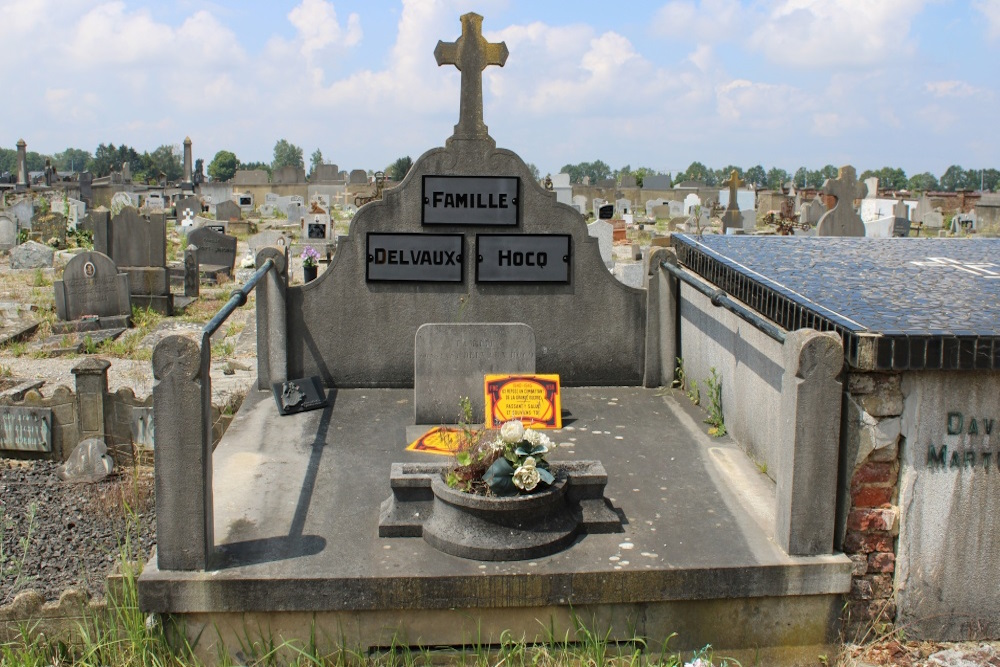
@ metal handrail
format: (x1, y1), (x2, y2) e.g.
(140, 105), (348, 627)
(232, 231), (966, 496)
(202, 258), (275, 345)
(660, 260), (787, 343)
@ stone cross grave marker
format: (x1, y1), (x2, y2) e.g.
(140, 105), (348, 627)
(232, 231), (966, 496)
(721, 169), (745, 233)
(434, 12), (508, 141)
(54, 251), (131, 321)
(816, 165), (867, 237)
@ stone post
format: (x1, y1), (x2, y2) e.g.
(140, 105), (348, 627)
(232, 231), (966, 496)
(15, 139), (28, 192)
(182, 136), (193, 190)
(256, 247), (288, 390)
(644, 248), (679, 388)
(184, 245), (200, 297)
(152, 335), (213, 570)
(71, 357), (111, 444)
(775, 329), (843, 555)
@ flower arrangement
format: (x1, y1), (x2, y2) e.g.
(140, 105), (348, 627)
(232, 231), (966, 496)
(239, 252), (255, 269)
(447, 419), (556, 495)
(300, 245), (320, 268)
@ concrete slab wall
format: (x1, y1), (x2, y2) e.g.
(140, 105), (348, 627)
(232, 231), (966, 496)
(678, 283), (784, 479)
(896, 370), (1000, 639)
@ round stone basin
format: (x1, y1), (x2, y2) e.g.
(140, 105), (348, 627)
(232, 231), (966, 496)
(422, 470), (580, 561)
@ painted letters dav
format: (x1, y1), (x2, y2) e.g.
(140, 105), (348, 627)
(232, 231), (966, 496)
(0, 407), (53, 453)
(926, 411), (998, 471)
(366, 233), (463, 282)
(422, 176), (519, 226)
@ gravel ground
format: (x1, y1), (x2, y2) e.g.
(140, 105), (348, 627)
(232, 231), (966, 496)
(0, 458), (155, 606)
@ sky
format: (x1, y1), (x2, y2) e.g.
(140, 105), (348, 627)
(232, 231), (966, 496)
(1, 0), (998, 179)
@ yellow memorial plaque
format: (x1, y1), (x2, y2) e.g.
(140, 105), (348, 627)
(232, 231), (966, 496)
(484, 374), (561, 429)
(405, 427), (464, 456)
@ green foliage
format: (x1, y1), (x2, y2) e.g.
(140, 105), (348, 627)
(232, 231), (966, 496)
(272, 138), (304, 170)
(208, 149), (239, 182)
(907, 171), (940, 192)
(53, 147), (92, 171)
(83, 334), (98, 355)
(766, 166), (790, 190)
(744, 164), (767, 189)
(859, 166), (907, 192)
(676, 161), (713, 184)
(704, 367), (726, 437)
(386, 155), (413, 182)
(310, 148), (323, 174)
(526, 162), (540, 181)
(31, 268), (50, 287)
(560, 159), (612, 184)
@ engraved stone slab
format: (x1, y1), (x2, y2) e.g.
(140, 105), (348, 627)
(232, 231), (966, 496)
(414, 323), (534, 424)
(187, 226), (237, 273)
(0, 406), (53, 452)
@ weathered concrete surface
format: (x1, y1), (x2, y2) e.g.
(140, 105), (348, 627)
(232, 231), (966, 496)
(140, 386), (851, 660)
(897, 371), (1000, 639)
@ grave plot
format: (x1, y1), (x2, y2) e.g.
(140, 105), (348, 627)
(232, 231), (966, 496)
(141, 13), (852, 665)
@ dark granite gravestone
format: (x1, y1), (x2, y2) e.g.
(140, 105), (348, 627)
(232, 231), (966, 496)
(93, 206), (172, 314)
(184, 245), (199, 297)
(215, 200), (242, 222)
(599, 204), (614, 220)
(187, 226), (237, 275)
(54, 251), (131, 321)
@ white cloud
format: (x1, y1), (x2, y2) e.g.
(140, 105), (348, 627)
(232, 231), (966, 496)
(288, 0), (362, 60)
(715, 79), (813, 128)
(748, 0), (928, 68)
(924, 80), (986, 98)
(653, 0), (746, 43)
(974, 0), (1000, 39)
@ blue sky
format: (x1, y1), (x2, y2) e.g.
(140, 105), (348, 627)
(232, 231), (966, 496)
(1, 0), (998, 179)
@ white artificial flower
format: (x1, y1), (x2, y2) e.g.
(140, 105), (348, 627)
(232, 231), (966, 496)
(523, 428), (541, 445)
(500, 419), (525, 444)
(491, 437), (507, 454)
(512, 456), (541, 491)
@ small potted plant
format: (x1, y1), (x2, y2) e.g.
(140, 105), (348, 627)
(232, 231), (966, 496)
(301, 245), (320, 282)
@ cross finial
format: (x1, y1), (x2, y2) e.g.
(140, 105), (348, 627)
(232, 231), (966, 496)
(434, 13), (508, 141)
(723, 169), (744, 209)
(816, 165), (868, 236)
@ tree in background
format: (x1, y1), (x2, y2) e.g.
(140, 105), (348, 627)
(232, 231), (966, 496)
(714, 165), (743, 185)
(906, 172), (939, 192)
(53, 148), (91, 172)
(676, 161), (712, 184)
(526, 163), (540, 181)
(310, 148), (323, 175)
(631, 167), (660, 188)
(765, 167), (790, 190)
(208, 150), (239, 182)
(88, 143), (143, 178)
(559, 160), (612, 184)
(860, 166), (907, 191)
(139, 144), (182, 183)
(939, 165), (974, 191)
(386, 156), (413, 182)
(240, 161), (272, 178)
(980, 169), (1000, 192)
(272, 139), (304, 170)
(744, 165), (766, 189)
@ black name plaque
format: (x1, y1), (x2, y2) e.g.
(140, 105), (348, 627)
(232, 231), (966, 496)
(366, 233), (463, 282)
(422, 176), (519, 226)
(476, 234), (571, 283)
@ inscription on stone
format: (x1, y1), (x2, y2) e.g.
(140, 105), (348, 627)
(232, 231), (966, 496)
(0, 406), (53, 453)
(422, 176), (519, 226)
(926, 411), (1000, 470)
(476, 234), (571, 283)
(366, 233), (463, 282)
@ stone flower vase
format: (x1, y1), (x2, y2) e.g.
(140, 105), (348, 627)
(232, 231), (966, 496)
(421, 471), (578, 561)
(303, 264), (318, 282)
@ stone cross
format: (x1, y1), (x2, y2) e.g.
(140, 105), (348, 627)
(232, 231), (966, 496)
(816, 165), (867, 237)
(723, 170), (744, 211)
(434, 13), (508, 141)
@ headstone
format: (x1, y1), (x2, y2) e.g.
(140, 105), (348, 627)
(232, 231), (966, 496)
(215, 200), (242, 222)
(598, 204), (614, 220)
(265, 192), (279, 205)
(801, 197), (826, 225)
(31, 212), (67, 246)
(816, 166), (867, 237)
(613, 262), (644, 288)
(587, 219), (614, 267)
(312, 164), (342, 183)
(668, 200), (684, 217)
(683, 193), (701, 214)
(237, 193), (254, 211)
(184, 245), (200, 297)
(175, 195), (201, 224)
(349, 169), (368, 185)
(0, 406), (53, 453)
(615, 198), (632, 217)
(720, 170), (745, 234)
(286, 202), (304, 224)
(414, 323), (535, 424)
(249, 231), (289, 254)
(645, 198), (668, 218)
(571, 195), (588, 215)
(56, 438), (113, 482)
(10, 241), (56, 269)
(309, 193), (331, 214)
(923, 210), (944, 228)
(186, 226), (237, 273)
(10, 199), (33, 228)
(54, 251), (131, 320)
(144, 193), (165, 213)
(863, 177), (878, 198)
(0, 214), (17, 250)
(651, 204), (670, 219)
(305, 213), (331, 240)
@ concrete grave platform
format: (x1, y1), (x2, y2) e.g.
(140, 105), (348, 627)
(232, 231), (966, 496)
(140, 385), (851, 662)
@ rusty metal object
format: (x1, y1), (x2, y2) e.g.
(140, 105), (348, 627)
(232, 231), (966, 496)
(355, 171), (387, 208)
(764, 200), (810, 236)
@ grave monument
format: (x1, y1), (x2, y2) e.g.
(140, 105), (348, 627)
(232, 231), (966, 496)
(141, 14), (854, 665)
